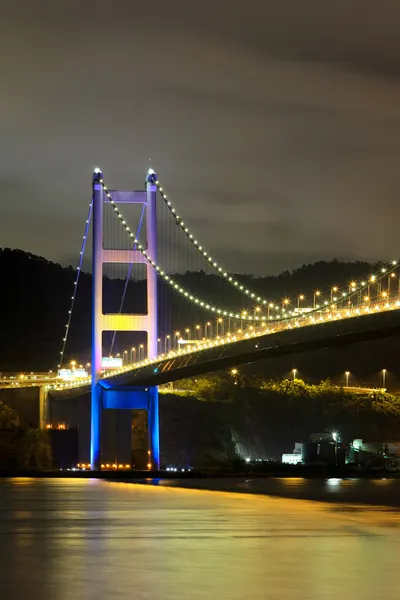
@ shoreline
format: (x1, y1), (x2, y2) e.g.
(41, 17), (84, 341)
(1, 466), (400, 480)
(1, 469), (400, 507)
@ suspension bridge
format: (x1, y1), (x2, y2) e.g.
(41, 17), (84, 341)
(4, 168), (400, 470)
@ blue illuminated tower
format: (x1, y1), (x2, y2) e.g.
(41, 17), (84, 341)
(90, 169), (160, 470)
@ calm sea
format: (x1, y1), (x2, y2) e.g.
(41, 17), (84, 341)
(1, 477), (400, 599)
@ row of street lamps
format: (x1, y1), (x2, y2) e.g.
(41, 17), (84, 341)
(261, 271), (400, 312)
(231, 367), (388, 389)
(113, 269), (400, 363)
(343, 369), (387, 388)
(291, 368), (388, 389)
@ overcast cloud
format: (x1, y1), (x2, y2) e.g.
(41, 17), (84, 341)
(1, 1), (400, 274)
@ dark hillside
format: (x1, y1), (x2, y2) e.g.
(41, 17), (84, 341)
(0, 248), (394, 376)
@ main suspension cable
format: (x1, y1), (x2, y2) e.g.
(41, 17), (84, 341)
(100, 174), (399, 323)
(148, 170), (400, 320)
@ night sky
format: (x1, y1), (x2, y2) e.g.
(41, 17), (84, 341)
(2, 1), (400, 275)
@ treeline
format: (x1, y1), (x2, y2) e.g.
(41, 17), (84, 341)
(173, 375), (400, 447)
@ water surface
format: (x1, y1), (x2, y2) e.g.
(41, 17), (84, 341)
(1, 478), (400, 599)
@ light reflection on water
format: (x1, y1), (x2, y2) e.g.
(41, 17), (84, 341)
(1, 478), (400, 599)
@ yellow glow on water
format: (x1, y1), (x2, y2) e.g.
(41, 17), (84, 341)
(9, 478), (36, 485)
(5, 477), (400, 599)
(277, 477), (305, 486)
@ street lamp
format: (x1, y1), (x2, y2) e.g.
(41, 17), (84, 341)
(348, 281), (357, 307)
(368, 275), (376, 301)
(217, 317), (223, 336)
(254, 306), (261, 319)
(297, 294), (304, 311)
(389, 272), (396, 294)
(382, 369), (387, 389)
(231, 368), (238, 385)
(331, 286), (338, 303)
(174, 332), (180, 349)
(164, 335), (170, 353)
(345, 371), (350, 387)
(131, 347), (136, 363)
(268, 303), (274, 318)
(292, 368), (297, 381)
(313, 290), (321, 309)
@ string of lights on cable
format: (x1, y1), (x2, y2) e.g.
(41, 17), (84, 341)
(99, 174), (399, 323)
(147, 169), (399, 318)
(147, 168), (273, 305)
(164, 262), (400, 347)
(57, 200), (93, 368)
(99, 177), (270, 321)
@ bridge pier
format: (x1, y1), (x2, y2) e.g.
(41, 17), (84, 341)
(147, 386), (160, 469)
(90, 382), (103, 470)
(92, 382), (160, 469)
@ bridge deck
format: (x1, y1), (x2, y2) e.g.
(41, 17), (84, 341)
(52, 308), (400, 397)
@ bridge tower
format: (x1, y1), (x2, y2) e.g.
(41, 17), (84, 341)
(90, 169), (159, 470)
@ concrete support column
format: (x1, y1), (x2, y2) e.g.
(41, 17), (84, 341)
(39, 385), (49, 430)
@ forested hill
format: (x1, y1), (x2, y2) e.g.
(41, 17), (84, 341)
(0, 248), (384, 371)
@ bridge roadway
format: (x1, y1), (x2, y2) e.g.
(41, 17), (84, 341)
(52, 307), (400, 399)
(1, 377), (57, 387)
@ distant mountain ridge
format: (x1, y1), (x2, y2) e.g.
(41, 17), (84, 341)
(0, 248), (385, 372)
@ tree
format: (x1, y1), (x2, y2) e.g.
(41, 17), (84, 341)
(0, 401), (52, 469)
(0, 401), (20, 430)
